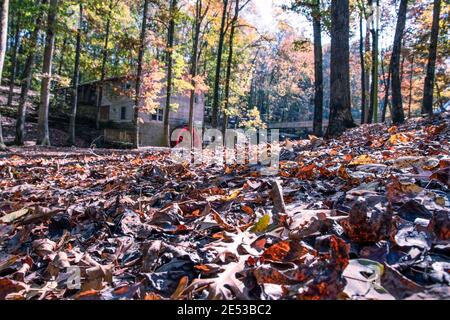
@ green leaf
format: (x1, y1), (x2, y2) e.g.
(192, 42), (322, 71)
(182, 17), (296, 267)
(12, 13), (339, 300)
(250, 214), (271, 233)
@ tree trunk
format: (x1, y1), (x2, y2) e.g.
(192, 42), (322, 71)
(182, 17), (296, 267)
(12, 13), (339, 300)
(0, 0), (9, 150)
(408, 54), (414, 118)
(364, 21), (371, 123)
(359, 9), (366, 124)
(211, 0), (228, 129)
(57, 36), (67, 76)
(422, 0), (441, 116)
(96, 0), (113, 130)
(368, 0), (379, 124)
(15, 0), (42, 146)
(188, 0), (202, 149)
(7, 1), (21, 107)
(163, 0), (177, 147)
(390, 0), (407, 124)
(37, 0), (58, 146)
(68, 3), (82, 146)
(326, 0), (354, 137)
(381, 55), (391, 123)
(221, 0), (239, 139)
(312, 0), (323, 137)
(400, 42), (406, 83)
(435, 81), (443, 111)
(134, 0), (149, 149)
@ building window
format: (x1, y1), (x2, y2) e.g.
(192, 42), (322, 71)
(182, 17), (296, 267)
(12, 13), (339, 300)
(100, 106), (110, 121)
(194, 95), (198, 103)
(151, 108), (164, 122)
(120, 107), (127, 120)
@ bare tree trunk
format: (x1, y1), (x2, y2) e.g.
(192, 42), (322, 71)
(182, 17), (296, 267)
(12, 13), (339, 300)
(312, 0), (323, 137)
(0, 0), (9, 150)
(68, 3), (82, 146)
(221, 0), (239, 139)
(400, 42), (406, 83)
(359, 6), (366, 124)
(390, 0), (407, 124)
(96, 0), (113, 130)
(163, 0), (177, 147)
(57, 36), (67, 76)
(188, 0), (202, 149)
(325, 0), (354, 137)
(364, 21), (371, 123)
(7, 0), (21, 107)
(408, 54), (414, 118)
(434, 81), (443, 110)
(37, 0), (58, 146)
(422, 0), (441, 116)
(15, 0), (42, 146)
(368, 0), (380, 124)
(381, 54), (391, 123)
(134, 0), (149, 149)
(211, 0), (228, 129)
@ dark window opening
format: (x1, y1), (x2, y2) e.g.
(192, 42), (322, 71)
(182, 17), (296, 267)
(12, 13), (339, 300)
(121, 107), (127, 120)
(151, 108), (164, 122)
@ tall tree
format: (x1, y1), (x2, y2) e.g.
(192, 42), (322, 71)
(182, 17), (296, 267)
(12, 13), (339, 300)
(380, 52), (391, 123)
(364, 17), (371, 123)
(222, 0), (240, 137)
(68, 3), (83, 146)
(422, 0), (441, 116)
(368, 0), (380, 123)
(325, 0), (354, 137)
(95, 0), (113, 130)
(285, 0), (325, 135)
(188, 0), (209, 148)
(390, 0), (408, 124)
(163, 0), (177, 147)
(407, 53), (414, 118)
(7, 0), (22, 107)
(37, 0), (59, 146)
(211, 0), (229, 129)
(311, 0), (323, 137)
(358, 0), (368, 124)
(134, 0), (149, 149)
(15, 0), (43, 146)
(0, 0), (9, 150)
(57, 35), (67, 76)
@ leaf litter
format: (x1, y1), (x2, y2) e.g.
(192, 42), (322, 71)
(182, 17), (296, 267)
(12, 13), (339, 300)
(0, 113), (450, 300)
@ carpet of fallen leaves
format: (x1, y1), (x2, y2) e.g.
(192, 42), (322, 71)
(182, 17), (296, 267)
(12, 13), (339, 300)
(0, 114), (449, 300)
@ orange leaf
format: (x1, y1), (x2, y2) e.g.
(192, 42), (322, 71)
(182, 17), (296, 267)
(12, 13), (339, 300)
(144, 293), (163, 300)
(297, 164), (316, 180)
(337, 165), (351, 180)
(343, 154), (353, 162)
(262, 241), (291, 261)
(389, 133), (410, 145)
(241, 205), (254, 215)
(349, 155), (376, 166)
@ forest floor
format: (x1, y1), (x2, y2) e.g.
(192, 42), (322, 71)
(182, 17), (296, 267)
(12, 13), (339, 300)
(0, 112), (449, 300)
